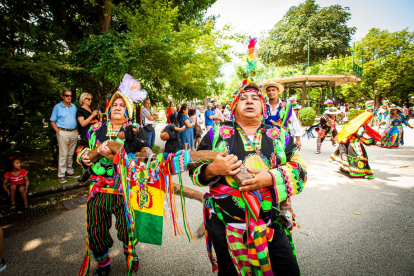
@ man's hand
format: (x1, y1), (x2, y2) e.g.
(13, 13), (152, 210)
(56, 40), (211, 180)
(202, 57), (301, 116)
(206, 148), (242, 176)
(81, 150), (93, 166)
(295, 137), (302, 151)
(239, 168), (273, 192)
(97, 141), (114, 160)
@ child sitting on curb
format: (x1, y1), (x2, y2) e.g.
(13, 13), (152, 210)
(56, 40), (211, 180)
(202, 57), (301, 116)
(2, 156), (30, 213)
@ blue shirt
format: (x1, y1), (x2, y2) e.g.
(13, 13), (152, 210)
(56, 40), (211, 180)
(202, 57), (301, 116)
(50, 102), (78, 129)
(205, 110), (215, 126)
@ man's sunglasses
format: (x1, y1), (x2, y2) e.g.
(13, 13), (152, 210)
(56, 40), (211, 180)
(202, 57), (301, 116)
(63, 94), (72, 97)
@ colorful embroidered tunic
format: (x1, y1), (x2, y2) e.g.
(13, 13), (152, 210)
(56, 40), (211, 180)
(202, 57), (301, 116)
(265, 100), (301, 136)
(76, 121), (145, 198)
(380, 114), (411, 148)
(377, 109), (390, 126)
(191, 121), (307, 275)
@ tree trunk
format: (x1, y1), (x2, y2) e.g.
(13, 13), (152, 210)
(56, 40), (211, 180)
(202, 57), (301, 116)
(136, 104), (142, 125)
(96, 0), (113, 32)
(375, 94), (381, 109)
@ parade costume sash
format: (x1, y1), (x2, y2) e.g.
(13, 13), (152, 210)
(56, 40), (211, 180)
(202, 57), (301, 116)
(114, 148), (195, 248)
(203, 182), (275, 276)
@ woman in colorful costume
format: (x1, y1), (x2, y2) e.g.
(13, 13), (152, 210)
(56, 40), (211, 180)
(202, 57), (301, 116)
(377, 100), (390, 130)
(191, 79), (307, 276)
(379, 104), (413, 148)
(77, 74), (147, 276)
(365, 100), (378, 127)
(263, 79), (302, 150)
(330, 112), (381, 178)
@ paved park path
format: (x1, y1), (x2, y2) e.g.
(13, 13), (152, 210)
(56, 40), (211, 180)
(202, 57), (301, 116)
(2, 121), (414, 275)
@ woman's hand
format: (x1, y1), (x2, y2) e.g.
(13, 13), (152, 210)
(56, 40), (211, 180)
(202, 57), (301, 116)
(239, 168), (273, 192)
(92, 110), (99, 116)
(81, 150), (93, 166)
(97, 141), (114, 160)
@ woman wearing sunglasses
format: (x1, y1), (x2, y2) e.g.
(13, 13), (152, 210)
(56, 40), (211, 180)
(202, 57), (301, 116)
(76, 92), (102, 140)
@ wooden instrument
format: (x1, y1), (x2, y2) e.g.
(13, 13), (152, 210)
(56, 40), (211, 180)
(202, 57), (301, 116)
(270, 119), (287, 130)
(87, 141), (254, 185)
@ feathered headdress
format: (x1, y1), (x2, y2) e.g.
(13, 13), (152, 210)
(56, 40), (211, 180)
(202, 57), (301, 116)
(107, 74), (148, 120)
(245, 37), (258, 77)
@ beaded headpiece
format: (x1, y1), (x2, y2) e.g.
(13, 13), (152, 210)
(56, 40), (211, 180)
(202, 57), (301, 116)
(365, 100), (374, 110)
(288, 97), (298, 109)
(325, 99), (334, 109)
(229, 78), (268, 124)
(107, 74), (147, 120)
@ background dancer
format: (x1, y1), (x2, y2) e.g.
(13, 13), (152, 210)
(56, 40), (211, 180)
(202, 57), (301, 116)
(377, 100), (390, 131)
(379, 104), (413, 148)
(303, 106), (340, 154)
(365, 100), (378, 127)
(330, 112), (381, 179)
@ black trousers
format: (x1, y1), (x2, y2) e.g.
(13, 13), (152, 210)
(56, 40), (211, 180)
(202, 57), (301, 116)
(206, 215), (300, 276)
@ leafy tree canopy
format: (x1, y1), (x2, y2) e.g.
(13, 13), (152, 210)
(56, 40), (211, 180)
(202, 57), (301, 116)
(0, 0), (233, 154)
(259, 0), (356, 66)
(339, 28), (414, 107)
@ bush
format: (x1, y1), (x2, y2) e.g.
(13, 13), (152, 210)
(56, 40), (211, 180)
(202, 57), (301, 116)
(298, 107), (317, 126)
(347, 109), (365, 121)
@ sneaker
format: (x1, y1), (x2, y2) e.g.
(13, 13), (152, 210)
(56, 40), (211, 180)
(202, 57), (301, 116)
(315, 151), (321, 154)
(93, 268), (110, 276)
(125, 252), (139, 272)
(67, 173), (80, 178)
(58, 177), (67, 184)
(0, 258), (7, 272)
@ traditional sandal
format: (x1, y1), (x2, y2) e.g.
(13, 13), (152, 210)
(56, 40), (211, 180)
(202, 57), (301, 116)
(9, 204), (16, 213)
(24, 204), (30, 211)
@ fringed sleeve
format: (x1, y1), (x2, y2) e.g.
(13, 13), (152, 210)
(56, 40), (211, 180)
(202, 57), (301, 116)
(268, 136), (307, 204)
(190, 127), (220, 187)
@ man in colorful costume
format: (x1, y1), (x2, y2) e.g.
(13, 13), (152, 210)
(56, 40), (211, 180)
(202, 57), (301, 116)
(303, 103), (340, 154)
(191, 78), (307, 276)
(262, 79), (302, 150)
(365, 100), (378, 127)
(77, 74), (147, 276)
(330, 112), (381, 178)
